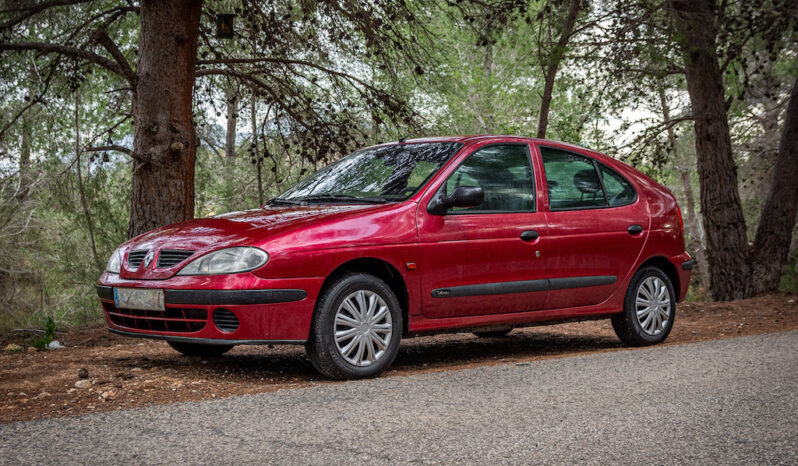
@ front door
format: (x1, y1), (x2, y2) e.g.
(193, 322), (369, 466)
(417, 142), (548, 318)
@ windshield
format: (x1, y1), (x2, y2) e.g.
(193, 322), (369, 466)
(275, 142), (463, 204)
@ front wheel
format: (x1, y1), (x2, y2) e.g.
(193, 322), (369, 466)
(168, 341), (234, 357)
(306, 272), (402, 379)
(611, 266), (676, 346)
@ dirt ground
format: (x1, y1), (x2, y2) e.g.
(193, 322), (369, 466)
(2, 293), (796, 424)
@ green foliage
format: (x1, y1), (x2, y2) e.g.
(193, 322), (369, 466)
(31, 315), (56, 349)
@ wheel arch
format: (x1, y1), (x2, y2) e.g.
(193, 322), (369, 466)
(637, 256), (681, 302)
(320, 257), (410, 334)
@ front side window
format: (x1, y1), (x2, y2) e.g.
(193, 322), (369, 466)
(444, 144), (535, 212)
(276, 142), (463, 203)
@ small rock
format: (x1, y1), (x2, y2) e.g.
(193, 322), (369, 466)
(47, 340), (65, 350)
(100, 391), (116, 401)
(75, 380), (91, 389)
(27, 347), (37, 353)
(77, 368), (89, 379)
(4, 343), (23, 353)
(788, 299), (795, 304)
(33, 392), (51, 399)
(67, 388), (77, 395)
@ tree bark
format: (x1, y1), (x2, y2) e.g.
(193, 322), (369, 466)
(658, 88), (710, 294)
(536, 0), (581, 139)
(128, 0), (202, 238)
(751, 76), (798, 292)
(667, 0), (751, 300)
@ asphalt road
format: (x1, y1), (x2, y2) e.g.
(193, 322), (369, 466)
(2, 331), (797, 465)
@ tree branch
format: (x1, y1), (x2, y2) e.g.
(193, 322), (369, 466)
(0, 41), (123, 77)
(0, 0), (94, 31)
(197, 57), (379, 93)
(94, 32), (136, 84)
(85, 145), (143, 162)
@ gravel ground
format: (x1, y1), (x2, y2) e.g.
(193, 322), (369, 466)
(1, 330), (797, 465)
(2, 293), (796, 424)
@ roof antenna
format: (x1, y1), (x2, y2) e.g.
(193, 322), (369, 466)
(397, 133), (411, 143)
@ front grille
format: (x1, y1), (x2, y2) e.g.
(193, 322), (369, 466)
(157, 249), (195, 268)
(103, 302), (206, 333)
(128, 250), (148, 268)
(213, 308), (239, 333)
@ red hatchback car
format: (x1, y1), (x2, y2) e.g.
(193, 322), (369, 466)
(97, 136), (692, 379)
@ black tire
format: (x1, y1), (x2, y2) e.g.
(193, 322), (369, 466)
(473, 329), (512, 338)
(168, 341), (234, 357)
(306, 272), (402, 379)
(611, 266), (676, 346)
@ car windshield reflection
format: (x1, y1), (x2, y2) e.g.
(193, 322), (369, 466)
(273, 142), (463, 204)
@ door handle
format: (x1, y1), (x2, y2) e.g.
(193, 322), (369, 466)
(520, 230), (539, 242)
(627, 224), (643, 235)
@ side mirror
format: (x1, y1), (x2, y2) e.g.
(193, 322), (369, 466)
(427, 186), (484, 215)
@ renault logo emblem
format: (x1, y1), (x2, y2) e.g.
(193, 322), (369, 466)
(142, 251), (155, 268)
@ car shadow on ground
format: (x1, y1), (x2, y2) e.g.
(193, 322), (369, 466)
(107, 330), (624, 383)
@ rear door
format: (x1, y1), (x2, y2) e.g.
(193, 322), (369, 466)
(536, 144), (648, 310)
(417, 142), (548, 318)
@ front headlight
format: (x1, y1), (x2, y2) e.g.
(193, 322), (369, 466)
(106, 248), (123, 274)
(176, 247), (269, 276)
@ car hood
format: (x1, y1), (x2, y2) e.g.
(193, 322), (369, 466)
(119, 204), (386, 279)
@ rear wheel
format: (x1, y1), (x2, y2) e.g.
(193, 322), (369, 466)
(168, 341), (234, 357)
(473, 329), (512, 338)
(611, 266), (675, 346)
(306, 272), (402, 379)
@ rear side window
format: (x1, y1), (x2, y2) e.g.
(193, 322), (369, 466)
(540, 146), (635, 210)
(541, 148), (604, 210)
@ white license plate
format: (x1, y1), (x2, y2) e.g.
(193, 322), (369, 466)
(114, 288), (165, 311)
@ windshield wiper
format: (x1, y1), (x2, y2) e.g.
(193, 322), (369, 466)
(297, 194), (391, 204)
(267, 198), (306, 206)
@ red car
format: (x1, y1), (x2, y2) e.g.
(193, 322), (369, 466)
(98, 136), (692, 379)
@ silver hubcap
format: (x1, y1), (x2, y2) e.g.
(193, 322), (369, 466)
(636, 276), (671, 336)
(334, 290), (393, 367)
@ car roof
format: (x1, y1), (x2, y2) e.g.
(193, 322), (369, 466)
(397, 135), (596, 154)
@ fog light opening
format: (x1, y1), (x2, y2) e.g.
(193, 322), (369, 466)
(212, 308), (240, 333)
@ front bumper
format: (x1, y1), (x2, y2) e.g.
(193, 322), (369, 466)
(97, 273), (324, 343)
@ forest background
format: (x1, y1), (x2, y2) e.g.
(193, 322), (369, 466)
(0, 0), (796, 334)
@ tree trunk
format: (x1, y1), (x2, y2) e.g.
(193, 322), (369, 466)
(668, 0), (751, 300)
(536, 0), (581, 139)
(658, 88), (710, 294)
(751, 76), (798, 292)
(15, 114), (31, 201)
(128, 0), (202, 238)
(250, 94), (264, 206)
(225, 91), (238, 158)
(74, 89), (102, 272)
